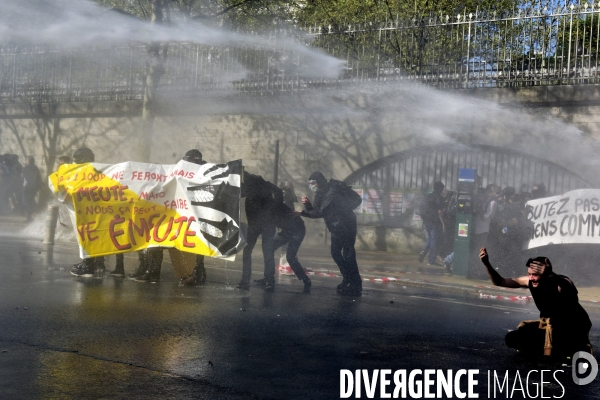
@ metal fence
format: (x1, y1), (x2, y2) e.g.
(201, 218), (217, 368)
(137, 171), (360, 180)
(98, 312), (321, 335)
(311, 4), (600, 89)
(344, 144), (591, 227)
(346, 144), (590, 195)
(3, 5), (600, 103)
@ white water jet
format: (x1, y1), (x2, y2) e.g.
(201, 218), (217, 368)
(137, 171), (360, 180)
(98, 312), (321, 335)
(0, 0), (344, 79)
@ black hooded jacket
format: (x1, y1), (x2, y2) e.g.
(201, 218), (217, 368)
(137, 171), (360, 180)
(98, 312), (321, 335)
(302, 179), (357, 234)
(242, 172), (283, 224)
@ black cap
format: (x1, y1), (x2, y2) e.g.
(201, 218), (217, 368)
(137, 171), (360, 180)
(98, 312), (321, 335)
(183, 149), (204, 165)
(72, 147), (95, 164)
(184, 149), (202, 159)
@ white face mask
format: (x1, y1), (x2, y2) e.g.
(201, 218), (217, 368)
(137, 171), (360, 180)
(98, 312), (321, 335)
(308, 180), (318, 192)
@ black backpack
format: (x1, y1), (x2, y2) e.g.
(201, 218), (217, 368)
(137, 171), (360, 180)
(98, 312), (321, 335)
(419, 193), (439, 222)
(330, 180), (362, 211)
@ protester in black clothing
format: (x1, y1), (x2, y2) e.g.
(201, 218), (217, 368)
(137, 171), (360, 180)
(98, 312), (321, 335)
(4, 154), (23, 215)
(237, 172), (282, 292)
(300, 171), (363, 296)
(255, 202), (311, 293)
(439, 189), (456, 260)
(180, 149), (208, 286)
(479, 248), (592, 358)
(418, 181), (446, 266)
(0, 156), (9, 215)
(494, 187), (525, 275)
(531, 183), (547, 200)
(22, 156), (42, 222)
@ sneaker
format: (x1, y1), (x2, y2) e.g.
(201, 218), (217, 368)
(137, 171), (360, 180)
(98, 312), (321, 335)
(110, 268), (125, 277)
(179, 270), (205, 286)
(427, 261), (441, 266)
(418, 252), (425, 263)
(128, 265), (146, 280)
(70, 265), (84, 276)
(72, 261), (85, 270)
(264, 281), (275, 292)
(303, 277), (311, 293)
(133, 272), (160, 283)
(94, 258), (106, 278)
(71, 263), (94, 277)
(236, 281), (249, 290)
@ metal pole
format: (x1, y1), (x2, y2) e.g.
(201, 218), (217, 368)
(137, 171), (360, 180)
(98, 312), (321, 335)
(465, 14), (472, 87)
(43, 205), (59, 245)
(273, 140), (280, 185)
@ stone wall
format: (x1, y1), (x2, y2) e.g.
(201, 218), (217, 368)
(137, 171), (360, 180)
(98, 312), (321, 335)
(2, 84), (600, 252)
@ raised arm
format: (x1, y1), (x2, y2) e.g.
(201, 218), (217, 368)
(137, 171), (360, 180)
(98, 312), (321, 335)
(479, 248), (528, 288)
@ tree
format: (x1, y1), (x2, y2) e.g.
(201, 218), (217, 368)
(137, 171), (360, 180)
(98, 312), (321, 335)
(139, 0), (169, 163)
(297, 0), (520, 27)
(95, 0), (300, 30)
(95, 0), (300, 161)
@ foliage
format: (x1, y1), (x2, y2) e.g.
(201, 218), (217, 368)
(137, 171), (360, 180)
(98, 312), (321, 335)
(297, 0), (520, 27)
(93, 0), (301, 30)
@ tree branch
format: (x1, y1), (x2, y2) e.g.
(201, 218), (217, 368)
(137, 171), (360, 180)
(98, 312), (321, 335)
(191, 0), (258, 19)
(137, 0), (149, 19)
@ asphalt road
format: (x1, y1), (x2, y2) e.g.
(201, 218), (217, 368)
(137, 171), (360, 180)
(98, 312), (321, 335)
(0, 237), (598, 399)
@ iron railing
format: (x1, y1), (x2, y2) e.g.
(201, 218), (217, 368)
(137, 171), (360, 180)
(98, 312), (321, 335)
(3, 5), (600, 103)
(311, 4), (600, 89)
(344, 144), (591, 227)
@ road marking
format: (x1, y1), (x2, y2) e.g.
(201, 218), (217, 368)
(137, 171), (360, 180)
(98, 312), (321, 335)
(409, 295), (537, 314)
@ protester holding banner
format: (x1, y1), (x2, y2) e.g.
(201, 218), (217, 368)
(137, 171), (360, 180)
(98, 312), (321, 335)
(179, 149), (208, 286)
(67, 147), (107, 278)
(237, 172), (282, 292)
(479, 247), (593, 358)
(49, 148), (244, 282)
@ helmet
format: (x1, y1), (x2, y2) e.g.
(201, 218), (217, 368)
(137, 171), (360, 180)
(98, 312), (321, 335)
(72, 147), (95, 164)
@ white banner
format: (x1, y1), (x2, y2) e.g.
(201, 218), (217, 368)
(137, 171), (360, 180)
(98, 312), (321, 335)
(49, 159), (244, 259)
(524, 189), (600, 249)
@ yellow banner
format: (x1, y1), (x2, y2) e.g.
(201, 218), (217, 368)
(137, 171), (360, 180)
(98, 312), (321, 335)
(49, 160), (243, 259)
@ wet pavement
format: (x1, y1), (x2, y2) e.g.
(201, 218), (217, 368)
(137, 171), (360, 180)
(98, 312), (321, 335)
(0, 218), (599, 398)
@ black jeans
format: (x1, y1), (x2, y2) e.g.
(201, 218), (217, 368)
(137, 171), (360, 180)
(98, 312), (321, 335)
(241, 221), (276, 284)
(330, 227), (361, 285)
(273, 224), (308, 281)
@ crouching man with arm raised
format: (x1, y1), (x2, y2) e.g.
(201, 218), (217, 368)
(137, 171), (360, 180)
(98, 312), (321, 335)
(479, 248), (593, 358)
